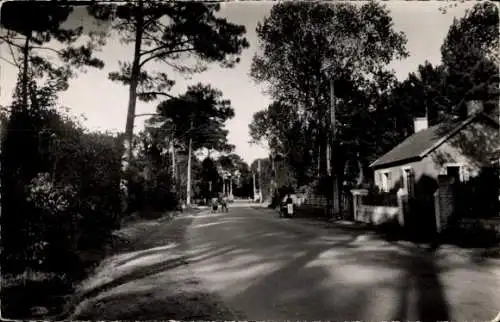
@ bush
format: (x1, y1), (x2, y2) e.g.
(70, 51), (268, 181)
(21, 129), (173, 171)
(455, 167), (500, 219)
(1, 102), (180, 318)
(127, 163), (179, 213)
(1, 107), (124, 280)
(1, 271), (73, 319)
(363, 185), (398, 207)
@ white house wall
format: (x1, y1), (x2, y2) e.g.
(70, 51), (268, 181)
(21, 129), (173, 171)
(374, 119), (499, 192)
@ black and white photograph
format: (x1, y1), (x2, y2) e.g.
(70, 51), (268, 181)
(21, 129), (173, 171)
(0, 0), (499, 320)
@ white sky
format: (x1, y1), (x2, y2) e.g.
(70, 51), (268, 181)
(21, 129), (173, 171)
(0, 1), (478, 164)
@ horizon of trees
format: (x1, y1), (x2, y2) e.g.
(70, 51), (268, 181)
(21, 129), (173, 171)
(248, 1), (499, 203)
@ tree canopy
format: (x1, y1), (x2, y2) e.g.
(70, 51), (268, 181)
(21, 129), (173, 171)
(88, 1), (249, 103)
(387, 1), (499, 128)
(251, 1), (408, 104)
(249, 1), (409, 187)
(88, 1), (248, 207)
(440, 1), (499, 117)
(0, 1), (105, 109)
(155, 83), (235, 153)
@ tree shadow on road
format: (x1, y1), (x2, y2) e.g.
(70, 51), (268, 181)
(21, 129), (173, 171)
(391, 252), (450, 322)
(67, 210), (497, 321)
(330, 245), (450, 322)
(227, 236), (372, 320)
(187, 212), (456, 321)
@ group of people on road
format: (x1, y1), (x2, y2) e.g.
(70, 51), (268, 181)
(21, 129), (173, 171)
(211, 194), (229, 213)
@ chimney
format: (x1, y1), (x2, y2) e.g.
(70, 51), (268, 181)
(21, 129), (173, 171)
(466, 100), (483, 116)
(414, 117), (428, 133)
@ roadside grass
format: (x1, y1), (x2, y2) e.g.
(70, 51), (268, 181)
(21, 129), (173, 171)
(1, 208), (190, 320)
(65, 207), (237, 321)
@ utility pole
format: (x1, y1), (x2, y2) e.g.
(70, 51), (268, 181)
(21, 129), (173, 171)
(252, 171), (257, 201)
(257, 159), (263, 202)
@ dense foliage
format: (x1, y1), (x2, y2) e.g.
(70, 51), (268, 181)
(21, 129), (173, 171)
(0, 103), (123, 279)
(87, 1), (249, 209)
(363, 185), (399, 207)
(249, 1), (499, 205)
(0, 2), (247, 317)
(249, 1), (409, 192)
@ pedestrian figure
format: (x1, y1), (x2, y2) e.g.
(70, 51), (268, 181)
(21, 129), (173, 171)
(222, 195), (229, 212)
(211, 197), (218, 213)
(286, 194), (294, 217)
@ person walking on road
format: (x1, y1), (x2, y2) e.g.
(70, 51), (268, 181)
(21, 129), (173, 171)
(221, 195), (229, 212)
(285, 194), (294, 217)
(211, 197), (218, 213)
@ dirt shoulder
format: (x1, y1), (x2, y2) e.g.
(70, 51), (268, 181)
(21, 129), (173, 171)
(65, 210), (236, 320)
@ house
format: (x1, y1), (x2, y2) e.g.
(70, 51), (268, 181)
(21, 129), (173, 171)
(370, 101), (500, 198)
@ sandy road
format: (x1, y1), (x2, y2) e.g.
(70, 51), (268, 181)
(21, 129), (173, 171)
(186, 206), (500, 321)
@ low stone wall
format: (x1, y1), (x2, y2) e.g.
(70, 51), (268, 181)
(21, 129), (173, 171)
(355, 205), (400, 225)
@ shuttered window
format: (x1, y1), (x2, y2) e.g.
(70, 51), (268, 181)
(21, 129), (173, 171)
(380, 171), (391, 192)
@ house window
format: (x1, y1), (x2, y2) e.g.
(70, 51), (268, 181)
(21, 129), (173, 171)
(447, 166), (460, 184)
(381, 171), (391, 192)
(444, 163), (467, 183)
(402, 167), (414, 196)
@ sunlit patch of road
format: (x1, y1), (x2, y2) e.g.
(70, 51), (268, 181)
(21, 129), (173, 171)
(186, 206), (500, 321)
(67, 205), (500, 321)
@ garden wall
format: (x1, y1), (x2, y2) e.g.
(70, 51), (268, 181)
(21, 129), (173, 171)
(355, 205), (400, 225)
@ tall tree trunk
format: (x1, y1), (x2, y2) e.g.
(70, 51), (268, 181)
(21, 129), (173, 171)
(329, 78), (340, 216)
(336, 157), (346, 216)
(20, 31), (33, 283)
(186, 136), (192, 206)
(326, 140), (331, 176)
(121, 1), (144, 211)
(317, 144), (321, 177)
(22, 31), (32, 109)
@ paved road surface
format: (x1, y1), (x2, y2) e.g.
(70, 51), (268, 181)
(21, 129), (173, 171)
(71, 204), (500, 321)
(186, 206), (500, 321)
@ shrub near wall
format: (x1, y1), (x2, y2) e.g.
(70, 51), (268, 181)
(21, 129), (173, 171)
(456, 167), (500, 219)
(363, 185), (398, 207)
(1, 108), (125, 318)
